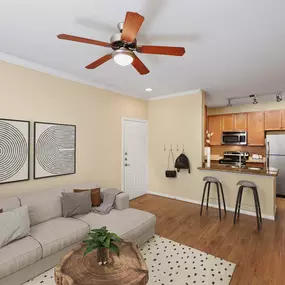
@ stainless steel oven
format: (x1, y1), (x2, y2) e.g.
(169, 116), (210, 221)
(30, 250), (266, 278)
(222, 131), (247, 145)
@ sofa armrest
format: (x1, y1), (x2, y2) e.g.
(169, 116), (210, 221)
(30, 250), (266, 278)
(115, 192), (129, 210)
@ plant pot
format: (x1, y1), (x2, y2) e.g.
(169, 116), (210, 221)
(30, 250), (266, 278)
(97, 248), (110, 265)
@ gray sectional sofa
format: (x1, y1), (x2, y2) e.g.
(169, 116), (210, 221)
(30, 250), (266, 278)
(0, 184), (156, 285)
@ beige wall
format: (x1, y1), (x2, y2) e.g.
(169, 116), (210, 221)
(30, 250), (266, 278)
(148, 91), (206, 202)
(208, 101), (285, 115)
(0, 62), (148, 198)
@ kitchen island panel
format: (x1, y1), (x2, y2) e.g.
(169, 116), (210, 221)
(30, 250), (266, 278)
(198, 167), (276, 219)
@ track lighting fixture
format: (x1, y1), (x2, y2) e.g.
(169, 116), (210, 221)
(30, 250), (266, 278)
(249, 94), (258, 105)
(225, 91), (282, 106)
(276, 92), (283, 102)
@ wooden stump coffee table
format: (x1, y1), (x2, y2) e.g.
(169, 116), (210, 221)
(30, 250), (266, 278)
(54, 241), (149, 285)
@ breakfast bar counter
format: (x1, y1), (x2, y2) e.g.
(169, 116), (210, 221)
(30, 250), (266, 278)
(198, 163), (278, 220)
(198, 163), (278, 177)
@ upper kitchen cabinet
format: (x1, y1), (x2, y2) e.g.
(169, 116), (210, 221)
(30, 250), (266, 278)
(221, 114), (234, 131)
(208, 115), (222, 145)
(265, 110), (282, 130)
(221, 113), (247, 131)
(248, 111), (265, 146)
(233, 113), (248, 130)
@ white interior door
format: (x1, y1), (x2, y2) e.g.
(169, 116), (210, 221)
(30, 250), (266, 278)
(123, 119), (148, 200)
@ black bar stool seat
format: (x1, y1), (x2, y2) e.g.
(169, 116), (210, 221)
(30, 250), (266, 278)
(200, 176), (226, 220)
(234, 180), (262, 230)
(203, 176), (220, 183)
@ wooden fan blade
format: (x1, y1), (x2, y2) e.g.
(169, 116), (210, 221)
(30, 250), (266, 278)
(121, 12), (144, 43)
(137, 45), (185, 56)
(132, 55), (150, 75)
(57, 34), (110, 47)
(85, 54), (112, 69)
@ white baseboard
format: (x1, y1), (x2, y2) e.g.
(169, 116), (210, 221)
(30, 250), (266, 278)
(148, 191), (275, 221)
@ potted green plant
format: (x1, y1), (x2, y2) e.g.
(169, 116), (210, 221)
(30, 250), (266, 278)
(83, 226), (121, 265)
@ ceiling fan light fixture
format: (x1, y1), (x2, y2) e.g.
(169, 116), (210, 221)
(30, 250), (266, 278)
(112, 48), (135, 66)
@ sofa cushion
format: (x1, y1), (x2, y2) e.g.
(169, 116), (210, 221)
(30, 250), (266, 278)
(61, 191), (92, 217)
(0, 236), (42, 279)
(64, 182), (99, 193)
(74, 188), (101, 206)
(75, 208), (156, 242)
(0, 197), (20, 212)
(30, 217), (89, 258)
(19, 189), (64, 226)
(0, 206), (31, 248)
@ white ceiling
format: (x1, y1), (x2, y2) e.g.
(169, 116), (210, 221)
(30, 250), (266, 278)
(1, 0), (285, 107)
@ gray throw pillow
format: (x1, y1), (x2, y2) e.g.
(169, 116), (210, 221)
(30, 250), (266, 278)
(61, 191), (92, 218)
(0, 206), (31, 248)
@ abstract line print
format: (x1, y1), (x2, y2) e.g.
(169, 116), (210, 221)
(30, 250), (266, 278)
(0, 119), (30, 184)
(34, 122), (76, 179)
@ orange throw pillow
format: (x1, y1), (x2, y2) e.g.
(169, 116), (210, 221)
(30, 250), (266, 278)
(74, 188), (101, 207)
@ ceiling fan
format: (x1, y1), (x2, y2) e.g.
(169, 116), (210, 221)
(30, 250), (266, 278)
(57, 11), (186, 75)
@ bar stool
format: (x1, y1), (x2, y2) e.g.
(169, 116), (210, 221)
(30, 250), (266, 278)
(234, 180), (262, 230)
(200, 176), (227, 220)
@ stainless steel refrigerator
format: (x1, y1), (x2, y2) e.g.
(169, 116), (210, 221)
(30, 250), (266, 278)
(266, 133), (285, 197)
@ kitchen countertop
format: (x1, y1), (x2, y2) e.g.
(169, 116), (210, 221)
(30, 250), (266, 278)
(198, 163), (278, 177)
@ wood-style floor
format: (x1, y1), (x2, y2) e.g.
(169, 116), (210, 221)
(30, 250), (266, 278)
(131, 194), (285, 285)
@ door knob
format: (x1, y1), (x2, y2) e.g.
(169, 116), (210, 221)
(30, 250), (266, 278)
(125, 163), (130, 167)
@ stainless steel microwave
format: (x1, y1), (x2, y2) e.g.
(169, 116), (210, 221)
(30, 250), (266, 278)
(222, 131), (247, 145)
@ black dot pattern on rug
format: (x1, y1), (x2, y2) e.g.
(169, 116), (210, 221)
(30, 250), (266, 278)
(24, 235), (235, 285)
(139, 235), (235, 285)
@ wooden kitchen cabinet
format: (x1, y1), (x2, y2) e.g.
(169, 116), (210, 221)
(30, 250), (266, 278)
(281, 110), (285, 129)
(234, 113), (248, 130)
(221, 114), (234, 131)
(265, 110), (282, 130)
(208, 115), (222, 145)
(248, 112), (265, 146)
(221, 113), (247, 131)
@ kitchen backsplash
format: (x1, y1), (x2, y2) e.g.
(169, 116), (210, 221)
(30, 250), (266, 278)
(211, 145), (266, 156)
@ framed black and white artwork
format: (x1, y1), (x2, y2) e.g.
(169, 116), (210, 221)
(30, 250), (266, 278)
(0, 118), (30, 184)
(34, 122), (76, 179)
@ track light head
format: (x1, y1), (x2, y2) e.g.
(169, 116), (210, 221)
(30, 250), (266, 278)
(250, 94), (258, 105)
(227, 99), (232, 107)
(276, 92), (283, 102)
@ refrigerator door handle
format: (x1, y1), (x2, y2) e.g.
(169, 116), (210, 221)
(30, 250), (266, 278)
(266, 141), (270, 171)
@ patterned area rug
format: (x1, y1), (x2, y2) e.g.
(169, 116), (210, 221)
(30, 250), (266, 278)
(25, 235), (235, 285)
